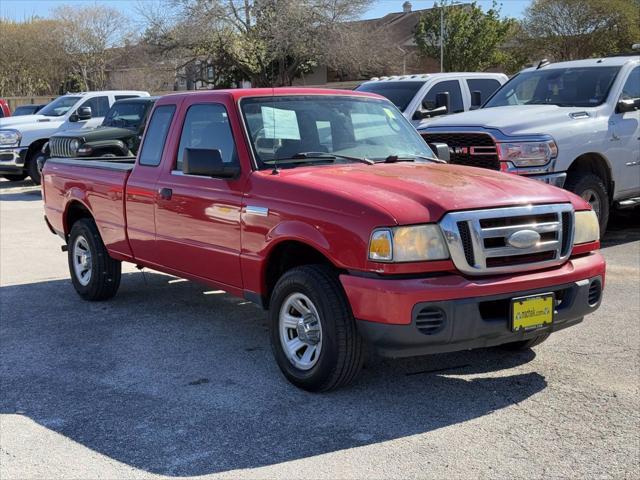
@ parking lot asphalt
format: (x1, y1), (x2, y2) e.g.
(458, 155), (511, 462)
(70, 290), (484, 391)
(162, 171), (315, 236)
(1, 179), (639, 479)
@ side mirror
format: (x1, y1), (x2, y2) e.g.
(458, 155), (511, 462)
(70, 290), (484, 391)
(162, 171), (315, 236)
(74, 106), (92, 121)
(616, 98), (640, 113)
(428, 142), (450, 162)
(183, 148), (240, 178)
(435, 92), (450, 111)
(414, 93), (450, 120)
(471, 90), (482, 109)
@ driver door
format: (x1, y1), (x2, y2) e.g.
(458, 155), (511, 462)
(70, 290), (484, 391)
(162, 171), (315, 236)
(60, 95), (110, 131)
(609, 66), (640, 198)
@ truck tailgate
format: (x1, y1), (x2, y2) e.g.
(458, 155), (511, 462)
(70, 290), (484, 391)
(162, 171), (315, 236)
(42, 157), (135, 259)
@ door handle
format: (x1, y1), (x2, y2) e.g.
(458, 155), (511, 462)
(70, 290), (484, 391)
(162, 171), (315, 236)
(158, 187), (172, 200)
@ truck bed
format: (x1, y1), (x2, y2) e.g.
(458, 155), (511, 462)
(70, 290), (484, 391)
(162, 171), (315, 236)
(42, 156), (136, 259)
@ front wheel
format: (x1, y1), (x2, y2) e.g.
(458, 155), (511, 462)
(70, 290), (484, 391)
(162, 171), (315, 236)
(565, 173), (609, 236)
(269, 265), (365, 392)
(28, 155), (43, 185)
(68, 218), (121, 301)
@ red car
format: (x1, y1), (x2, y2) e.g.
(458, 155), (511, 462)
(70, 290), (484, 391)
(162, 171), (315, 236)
(0, 99), (10, 118)
(41, 88), (605, 391)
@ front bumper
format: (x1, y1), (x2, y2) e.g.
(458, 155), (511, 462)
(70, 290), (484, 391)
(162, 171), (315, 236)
(340, 252), (605, 357)
(0, 146), (28, 174)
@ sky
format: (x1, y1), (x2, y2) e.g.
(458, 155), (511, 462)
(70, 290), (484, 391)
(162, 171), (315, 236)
(0, 0), (531, 22)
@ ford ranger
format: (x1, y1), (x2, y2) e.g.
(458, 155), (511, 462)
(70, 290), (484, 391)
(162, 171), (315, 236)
(420, 55), (640, 234)
(42, 88), (605, 392)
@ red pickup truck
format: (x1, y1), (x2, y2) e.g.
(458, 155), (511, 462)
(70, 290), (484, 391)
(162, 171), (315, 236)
(42, 88), (605, 391)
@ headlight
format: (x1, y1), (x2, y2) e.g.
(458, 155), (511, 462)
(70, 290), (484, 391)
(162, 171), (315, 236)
(497, 140), (557, 167)
(574, 210), (599, 244)
(369, 225), (449, 262)
(70, 139), (80, 153)
(0, 129), (21, 147)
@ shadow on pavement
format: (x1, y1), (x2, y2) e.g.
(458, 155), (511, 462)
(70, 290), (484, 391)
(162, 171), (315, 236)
(601, 207), (640, 248)
(0, 179), (35, 190)
(0, 188), (42, 202)
(0, 271), (545, 476)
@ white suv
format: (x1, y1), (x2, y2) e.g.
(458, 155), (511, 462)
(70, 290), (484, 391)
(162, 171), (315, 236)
(420, 55), (640, 233)
(355, 72), (508, 127)
(0, 90), (149, 184)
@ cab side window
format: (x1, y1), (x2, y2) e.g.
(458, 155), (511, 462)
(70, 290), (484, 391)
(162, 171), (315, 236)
(423, 80), (464, 113)
(620, 67), (640, 101)
(176, 104), (238, 171)
(80, 96), (110, 117)
(466, 78), (502, 104)
(138, 105), (176, 166)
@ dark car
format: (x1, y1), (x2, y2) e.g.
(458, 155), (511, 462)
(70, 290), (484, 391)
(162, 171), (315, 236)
(12, 104), (47, 116)
(42, 96), (158, 162)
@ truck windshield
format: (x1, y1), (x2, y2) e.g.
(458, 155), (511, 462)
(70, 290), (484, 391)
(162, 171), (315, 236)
(355, 81), (425, 111)
(484, 66), (620, 108)
(241, 95), (435, 169)
(102, 101), (150, 130)
(38, 96), (81, 117)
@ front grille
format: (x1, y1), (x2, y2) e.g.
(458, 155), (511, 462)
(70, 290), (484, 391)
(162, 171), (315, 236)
(421, 132), (499, 170)
(440, 204), (575, 275)
(415, 307), (446, 335)
(50, 137), (76, 158)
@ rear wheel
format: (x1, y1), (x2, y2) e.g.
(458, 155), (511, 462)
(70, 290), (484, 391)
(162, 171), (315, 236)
(499, 333), (550, 351)
(2, 173), (27, 181)
(269, 265), (365, 392)
(68, 218), (121, 301)
(565, 173), (609, 235)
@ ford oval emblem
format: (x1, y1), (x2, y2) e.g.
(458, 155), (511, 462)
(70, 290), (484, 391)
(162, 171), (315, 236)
(507, 230), (541, 249)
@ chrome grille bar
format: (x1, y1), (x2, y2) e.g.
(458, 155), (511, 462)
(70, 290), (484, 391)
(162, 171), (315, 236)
(439, 204), (574, 275)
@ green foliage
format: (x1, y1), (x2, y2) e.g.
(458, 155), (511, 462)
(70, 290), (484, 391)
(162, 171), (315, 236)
(522, 0), (640, 61)
(414, 1), (516, 72)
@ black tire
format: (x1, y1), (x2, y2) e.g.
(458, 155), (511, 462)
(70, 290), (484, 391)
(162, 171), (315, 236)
(499, 333), (550, 351)
(269, 265), (365, 392)
(2, 173), (27, 181)
(565, 172), (609, 235)
(68, 218), (121, 301)
(27, 155), (43, 185)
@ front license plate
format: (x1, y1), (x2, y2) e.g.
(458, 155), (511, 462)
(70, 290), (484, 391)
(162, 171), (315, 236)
(511, 294), (554, 331)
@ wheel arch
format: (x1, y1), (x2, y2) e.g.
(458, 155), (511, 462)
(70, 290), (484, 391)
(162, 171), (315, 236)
(63, 199), (95, 238)
(262, 239), (339, 309)
(566, 152), (613, 199)
(25, 138), (48, 164)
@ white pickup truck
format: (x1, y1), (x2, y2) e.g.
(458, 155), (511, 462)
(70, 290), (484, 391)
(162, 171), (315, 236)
(420, 55), (640, 233)
(0, 90), (149, 184)
(355, 72), (508, 127)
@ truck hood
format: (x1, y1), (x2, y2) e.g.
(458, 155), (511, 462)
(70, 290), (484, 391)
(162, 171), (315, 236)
(423, 105), (592, 136)
(53, 125), (134, 141)
(275, 162), (587, 224)
(0, 114), (53, 128)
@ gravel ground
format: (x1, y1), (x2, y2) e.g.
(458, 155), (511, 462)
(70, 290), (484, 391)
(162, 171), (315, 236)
(1, 179), (639, 480)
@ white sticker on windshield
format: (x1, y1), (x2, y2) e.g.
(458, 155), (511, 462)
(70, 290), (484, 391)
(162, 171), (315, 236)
(261, 106), (300, 140)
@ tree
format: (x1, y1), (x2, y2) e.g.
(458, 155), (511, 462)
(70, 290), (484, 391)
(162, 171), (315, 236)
(0, 18), (71, 96)
(142, 0), (375, 87)
(522, 0), (640, 61)
(414, 1), (516, 72)
(53, 5), (131, 91)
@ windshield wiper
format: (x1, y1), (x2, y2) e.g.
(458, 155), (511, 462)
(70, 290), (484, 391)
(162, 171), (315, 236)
(382, 154), (445, 164)
(263, 152), (374, 166)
